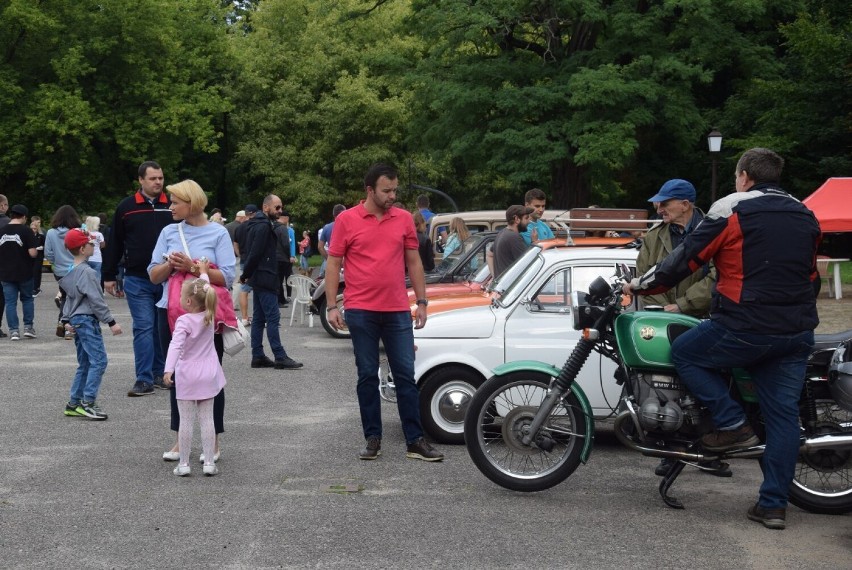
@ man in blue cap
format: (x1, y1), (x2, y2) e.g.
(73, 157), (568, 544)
(637, 179), (715, 315)
(636, 179), (724, 477)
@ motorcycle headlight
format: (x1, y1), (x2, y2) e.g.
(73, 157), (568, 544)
(572, 290), (603, 330)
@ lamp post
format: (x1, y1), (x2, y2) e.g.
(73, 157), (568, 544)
(707, 129), (723, 204)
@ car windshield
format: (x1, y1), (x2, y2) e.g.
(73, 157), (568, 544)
(469, 264), (490, 284)
(433, 233), (490, 278)
(492, 246), (544, 307)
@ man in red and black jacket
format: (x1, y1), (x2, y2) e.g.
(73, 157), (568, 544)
(627, 148), (821, 530)
(103, 161), (176, 397)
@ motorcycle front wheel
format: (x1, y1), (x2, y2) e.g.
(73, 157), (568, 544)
(788, 400), (852, 515)
(464, 371), (588, 492)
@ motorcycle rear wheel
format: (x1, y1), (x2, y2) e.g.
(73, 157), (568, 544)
(464, 371), (587, 492)
(788, 400), (852, 515)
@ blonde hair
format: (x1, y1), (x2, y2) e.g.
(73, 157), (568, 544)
(449, 217), (469, 241)
(181, 278), (218, 327)
(84, 216), (100, 232)
(166, 179), (208, 215)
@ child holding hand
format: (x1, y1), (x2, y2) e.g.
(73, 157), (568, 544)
(164, 259), (227, 477)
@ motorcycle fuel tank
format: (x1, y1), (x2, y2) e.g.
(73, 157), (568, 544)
(614, 311), (700, 370)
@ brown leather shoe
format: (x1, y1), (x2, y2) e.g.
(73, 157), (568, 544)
(700, 424), (760, 452)
(405, 438), (444, 462)
(747, 503), (786, 530)
(359, 436), (381, 460)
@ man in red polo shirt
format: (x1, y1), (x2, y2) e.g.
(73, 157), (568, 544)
(325, 163), (444, 462)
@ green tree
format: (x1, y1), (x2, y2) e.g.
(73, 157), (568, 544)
(721, 1), (852, 198)
(229, 0), (422, 226)
(0, 0), (233, 216)
(406, 0), (805, 209)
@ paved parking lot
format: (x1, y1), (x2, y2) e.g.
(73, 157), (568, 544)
(1, 279), (850, 568)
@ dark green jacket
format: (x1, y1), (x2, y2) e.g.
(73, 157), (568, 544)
(636, 209), (715, 318)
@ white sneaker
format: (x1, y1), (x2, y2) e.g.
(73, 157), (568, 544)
(203, 464), (219, 476)
(162, 451), (180, 461)
(173, 464), (191, 477)
(199, 452), (220, 463)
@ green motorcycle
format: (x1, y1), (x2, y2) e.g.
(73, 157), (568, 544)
(464, 267), (852, 514)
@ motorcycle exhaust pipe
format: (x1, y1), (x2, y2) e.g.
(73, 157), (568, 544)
(799, 433), (852, 452)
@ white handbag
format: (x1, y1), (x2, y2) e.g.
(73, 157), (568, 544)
(222, 319), (249, 356)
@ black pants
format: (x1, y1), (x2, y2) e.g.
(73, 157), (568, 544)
(157, 308), (225, 434)
(32, 258), (43, 292)
(277, 259), (293, 303)
(54, 274), (66, 322)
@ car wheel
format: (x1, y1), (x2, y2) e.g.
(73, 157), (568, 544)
(419, 366), (484, 444)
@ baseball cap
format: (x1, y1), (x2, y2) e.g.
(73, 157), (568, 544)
(64, 228), (96, 250)
(9, 204), (28, 217)
(244, 204), (259, 214)
(648, 179), (696, 203)
(505, 205), (534, 223)
(236, 210), (246, 218)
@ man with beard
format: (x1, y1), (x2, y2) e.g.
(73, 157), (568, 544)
(324, 162), (444, 462)
(240, 194), (303, 370)
(492, 205), (533, 278)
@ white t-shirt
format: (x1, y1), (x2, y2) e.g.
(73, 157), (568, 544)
(89, 231), (105, 263)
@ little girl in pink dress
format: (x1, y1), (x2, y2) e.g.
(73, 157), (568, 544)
(163, 260), (227, 477)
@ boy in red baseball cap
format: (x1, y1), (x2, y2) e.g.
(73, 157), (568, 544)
(60, 229), (123, 420)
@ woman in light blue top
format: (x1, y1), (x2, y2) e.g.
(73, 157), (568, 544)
(148, 179), (236, 464)
(442, 217), (470, 259)
(45, 205), (83, 335)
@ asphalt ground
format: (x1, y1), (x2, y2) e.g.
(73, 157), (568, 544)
(1, 278), (850, 569)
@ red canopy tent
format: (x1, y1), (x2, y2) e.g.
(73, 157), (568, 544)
(803, 178), (852, 232)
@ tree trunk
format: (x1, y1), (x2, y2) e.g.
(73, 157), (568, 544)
(550, 157), (589, 209)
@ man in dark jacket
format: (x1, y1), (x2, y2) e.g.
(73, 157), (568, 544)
(103, 161), (175, 396)
(240, 194), (302, 370)
(627, 148), (821, 530)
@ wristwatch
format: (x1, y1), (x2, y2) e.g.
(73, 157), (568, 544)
(416, 298), (428, 307)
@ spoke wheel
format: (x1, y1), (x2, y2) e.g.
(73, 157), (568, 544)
(789, 400), (852, 515)
(318, 294), (349, 339)
(464, 371), (587, 492)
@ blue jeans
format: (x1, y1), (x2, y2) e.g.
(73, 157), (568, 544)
(672, 319), (814, 509)
(68, 315), (108, 404)
(2, 279), (34, 331)
(344, 309), (423, 444)
(251, 288), (289, 360)
(86, 261), (102, 283)
(123, 275), (165, 384)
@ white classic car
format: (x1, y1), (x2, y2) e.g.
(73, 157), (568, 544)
(405, 245), (639, 443)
